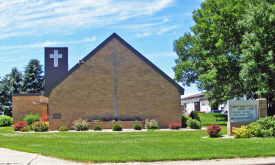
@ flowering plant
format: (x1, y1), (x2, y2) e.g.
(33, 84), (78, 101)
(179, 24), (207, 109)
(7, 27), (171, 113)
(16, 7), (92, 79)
(40, 115), (49, 122)
(71, 118), (90, 131)
(32, 121), (49, 132)
(169, 122), (181, 129)
(145, 119), (159, 130)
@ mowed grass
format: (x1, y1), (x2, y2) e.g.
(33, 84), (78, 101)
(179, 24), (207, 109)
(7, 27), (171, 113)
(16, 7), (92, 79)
(199, 113), (228, 126)
(1, 126), (275, 162)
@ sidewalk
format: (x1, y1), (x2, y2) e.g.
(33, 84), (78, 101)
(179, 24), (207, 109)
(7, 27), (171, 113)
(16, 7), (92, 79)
(1, 147), (275, 165)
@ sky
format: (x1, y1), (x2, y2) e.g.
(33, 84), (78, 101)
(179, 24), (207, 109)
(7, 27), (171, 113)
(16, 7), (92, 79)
(0, 0), (204, 96)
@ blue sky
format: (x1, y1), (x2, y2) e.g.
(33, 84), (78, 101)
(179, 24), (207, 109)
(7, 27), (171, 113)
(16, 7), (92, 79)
(0, 0), (203, 96)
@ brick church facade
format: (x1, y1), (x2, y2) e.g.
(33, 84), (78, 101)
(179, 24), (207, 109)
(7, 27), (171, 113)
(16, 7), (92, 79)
(13, 33), (184, 130)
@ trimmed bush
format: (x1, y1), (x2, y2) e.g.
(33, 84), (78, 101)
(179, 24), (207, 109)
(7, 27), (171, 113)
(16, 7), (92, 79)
(187, 119), (201, 129)
(14, 121), (28, 131)
(181, 115), (189, 128)
(232, 126), (252, 138)
(23, 113), (40, 125)
(40, 115), (49, 122)
(249, 116), (275, 137)
(0, 115), (13, 126)
(169, 122), (181, 129)
(59, 126), (69, 131)
(133, 124), (142, 130)
(206, 125), (222, 137)
(71, 118), (90, 131)
(93, 126), (102, 131)
(190, 111), (201, 121)
(21, 127), (30, 132)
(32, 121), (49, 132)
(28, 124), (33, 131)
(145, 119), (159, 130)
(112, 124), (122, 131)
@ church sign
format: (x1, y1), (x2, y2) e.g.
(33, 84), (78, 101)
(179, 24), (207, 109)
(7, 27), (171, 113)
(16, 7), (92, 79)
(227, 100), (258, 122)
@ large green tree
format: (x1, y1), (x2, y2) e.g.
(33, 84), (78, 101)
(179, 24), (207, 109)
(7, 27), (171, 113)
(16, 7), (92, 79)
(21, 59), (44, 93)
(0, 67), (22, 116)
(240, 0), (275, 111)
(173, 0), (275, 109)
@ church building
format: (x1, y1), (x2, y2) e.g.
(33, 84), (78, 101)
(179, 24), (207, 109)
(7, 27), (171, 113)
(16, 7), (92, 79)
(13, 33), (184, 130)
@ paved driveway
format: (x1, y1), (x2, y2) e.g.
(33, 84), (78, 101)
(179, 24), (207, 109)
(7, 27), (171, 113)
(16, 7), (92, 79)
(1, 147), (275, 165)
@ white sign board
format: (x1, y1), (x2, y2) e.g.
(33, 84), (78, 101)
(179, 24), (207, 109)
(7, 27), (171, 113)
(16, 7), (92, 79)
(227, 100), (258, 122)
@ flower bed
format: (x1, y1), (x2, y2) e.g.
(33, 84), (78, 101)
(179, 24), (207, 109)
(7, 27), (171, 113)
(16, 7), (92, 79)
(89, 121), (144, 129)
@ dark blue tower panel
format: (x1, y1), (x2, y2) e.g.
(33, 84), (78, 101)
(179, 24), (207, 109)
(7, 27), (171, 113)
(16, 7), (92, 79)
(44, 47), (68, 91)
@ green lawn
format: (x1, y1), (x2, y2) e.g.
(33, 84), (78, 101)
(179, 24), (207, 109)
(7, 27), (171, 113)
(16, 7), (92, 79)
(1, 126), (275, 162)
(199, 113), (228, 126)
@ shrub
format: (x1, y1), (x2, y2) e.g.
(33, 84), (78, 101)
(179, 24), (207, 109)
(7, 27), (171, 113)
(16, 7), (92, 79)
(0, 115), (13, 126)
(187, 119), (201, 129)
(29, 124), (33, 131)
(71, 118), (90, 131)
(181, 115), (189, 128)
(14, 121), (28, 131)
(40, 115), (49, 122)
(59, 126), (69, 131)
(232, 126), (252, 138)
(23, 113), (40, 125)
(190, 111), (201, 121)
(93, 126), (102, 131)
(112, 124), (122, 131)
(32, 121), (49, 132)
(249, 116), (275, 137)
(169, 122), (181, 129)
(133, 124), (142, 130)
(206, 125), (222, 137)
(145, 119), (159, 130)
(20, 127), (30, 132)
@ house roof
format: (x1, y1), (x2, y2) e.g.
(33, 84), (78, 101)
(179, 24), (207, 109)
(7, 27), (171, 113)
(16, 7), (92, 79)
(181, 93), (204, 100)
(45, 33), (184, 97)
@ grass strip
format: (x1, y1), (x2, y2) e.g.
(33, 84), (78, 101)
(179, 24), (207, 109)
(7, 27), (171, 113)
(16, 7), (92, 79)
(0, 126), (275, 163)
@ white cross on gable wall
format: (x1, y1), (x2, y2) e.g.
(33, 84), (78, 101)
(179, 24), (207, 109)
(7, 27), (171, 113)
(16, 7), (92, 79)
(50, 50), (62, 67)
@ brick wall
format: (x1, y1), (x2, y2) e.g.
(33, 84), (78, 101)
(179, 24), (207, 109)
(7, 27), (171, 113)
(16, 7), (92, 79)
(13, 94), (48, 124)
(49, 38), (181, 130)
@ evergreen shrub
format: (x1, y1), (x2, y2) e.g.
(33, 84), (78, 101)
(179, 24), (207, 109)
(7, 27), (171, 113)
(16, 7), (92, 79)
(23, 113), (40, 125)
(0, 115), (13, 126)
(14, 121), (28, 131)
(21, 127), (30, 132)
(112, 124), (122, 131)
(181, 115), (189, 128)
(187, 119), (201, 129)
(206, 124), (222, 137)
(93, 126), (102, 131)
(59, 126), (69, 131)
(71, 118), (90, 131)
(133, 124), (142, 130)
(190, 111), (201, 121)
(32, 121), (49, 132)
(232, 126), (252, 138)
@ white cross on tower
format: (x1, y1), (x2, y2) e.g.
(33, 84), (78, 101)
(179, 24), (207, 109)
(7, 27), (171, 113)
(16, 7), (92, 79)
(50, 50), (62, 67)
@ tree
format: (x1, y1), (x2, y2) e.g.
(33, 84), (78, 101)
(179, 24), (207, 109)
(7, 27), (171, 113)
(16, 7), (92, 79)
(21, 59), (44, 93)
(0, 67), (22, 116)
(240, 0), (275, 114)
(173, 0), (249, 105)
(173, 0), (275, 110)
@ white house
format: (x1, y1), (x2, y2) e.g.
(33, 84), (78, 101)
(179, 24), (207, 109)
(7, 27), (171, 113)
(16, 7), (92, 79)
(181, 93), (212, 114)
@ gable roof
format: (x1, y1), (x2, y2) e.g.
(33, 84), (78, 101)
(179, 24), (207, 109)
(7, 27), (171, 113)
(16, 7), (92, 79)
(45, 33), (184, 97)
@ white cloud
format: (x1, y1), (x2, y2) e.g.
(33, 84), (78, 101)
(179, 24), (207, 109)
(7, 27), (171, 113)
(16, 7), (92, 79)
(145, 52), (177, 59)
(137, 32), (152, 38)
(157, 25), (178, 35)
(0, 37), (96, 50)
(0, 0), (173, 39)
